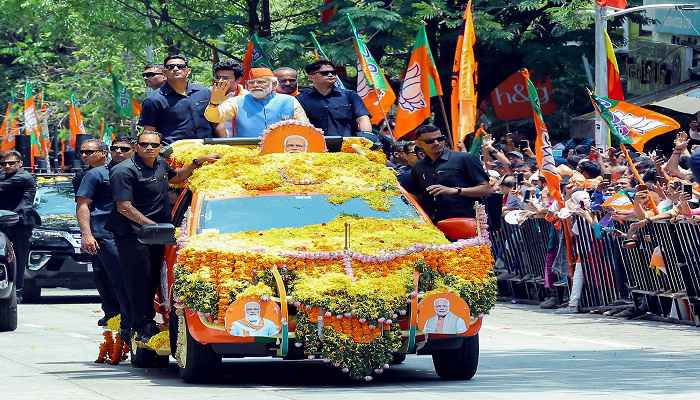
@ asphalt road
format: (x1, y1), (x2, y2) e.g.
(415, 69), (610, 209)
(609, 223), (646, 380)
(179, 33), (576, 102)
(2, 289), (699, 400)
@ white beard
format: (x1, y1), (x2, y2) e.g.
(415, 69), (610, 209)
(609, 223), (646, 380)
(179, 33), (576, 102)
(251, 88), (272, 99)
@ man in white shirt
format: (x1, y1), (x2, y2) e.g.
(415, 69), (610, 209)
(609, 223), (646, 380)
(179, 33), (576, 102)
(230, 301), (279, 337)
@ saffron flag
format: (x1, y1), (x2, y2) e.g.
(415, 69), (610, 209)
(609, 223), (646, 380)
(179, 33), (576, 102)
(395, 25), (443, 139)
(649, 246), (667, 275)
(24, 82), (43, 168)
(604, 31), (624, 100)
(309, 32), (345, 90)
(348, 15), (396, 125)
(451, 0), (478, 149)
(39, 98), (51, 171)
(132, 97), (142, 117)
(112, 72), (133, 118)
(241, 34), (273, 82)
(590, 95), (680, 152)
(596, 0), (627, 9)
(0, 101), (15, 151)
(602, 192), (634, 211)
(523, 69), (563, 207)
(68, 93), (86, 149)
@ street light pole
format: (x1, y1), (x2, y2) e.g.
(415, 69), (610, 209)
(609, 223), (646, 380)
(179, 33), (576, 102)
(592, 3), (694, 150)
(594, 5), (608, 151)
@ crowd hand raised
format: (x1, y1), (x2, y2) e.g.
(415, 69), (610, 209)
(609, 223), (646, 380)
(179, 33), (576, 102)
(675, 131), (689, 151)
(210, 80), (231, 105)
(198, 154), (221, 165)
(426, 185), (458, 197)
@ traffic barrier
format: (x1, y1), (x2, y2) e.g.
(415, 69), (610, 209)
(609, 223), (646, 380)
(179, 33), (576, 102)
(490, 215), (700, 325)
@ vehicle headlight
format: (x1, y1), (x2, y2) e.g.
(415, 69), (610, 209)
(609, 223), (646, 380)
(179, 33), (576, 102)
(28, 251), (52, 271)
(31, 229), (72, 247)
(0, 263), (7, 290)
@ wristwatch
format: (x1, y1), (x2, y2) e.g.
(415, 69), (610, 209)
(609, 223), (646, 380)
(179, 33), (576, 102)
(192, 158), (202, 167)
(456, 187), (462, 195)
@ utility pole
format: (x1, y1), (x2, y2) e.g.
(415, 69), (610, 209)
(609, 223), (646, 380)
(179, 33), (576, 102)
(593, 2), (694, 150)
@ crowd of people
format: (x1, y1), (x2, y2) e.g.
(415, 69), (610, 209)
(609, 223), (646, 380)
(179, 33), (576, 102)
(3, 50), (700, 343)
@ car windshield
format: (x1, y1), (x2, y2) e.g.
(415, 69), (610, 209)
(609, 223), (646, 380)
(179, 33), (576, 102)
(34, 181), (75, 216)
(198, 195), (422, 233)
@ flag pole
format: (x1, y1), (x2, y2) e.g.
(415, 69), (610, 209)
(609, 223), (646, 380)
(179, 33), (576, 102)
(436, 95), (454, 149)
(376, 98), (394, 138)
(619, 144), (658, 215)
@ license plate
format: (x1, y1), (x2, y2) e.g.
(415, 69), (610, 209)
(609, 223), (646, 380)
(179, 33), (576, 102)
(87, 263), (93, 272)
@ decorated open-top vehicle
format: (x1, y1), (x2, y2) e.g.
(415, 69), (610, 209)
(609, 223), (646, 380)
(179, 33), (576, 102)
(133, 122), (497, 383)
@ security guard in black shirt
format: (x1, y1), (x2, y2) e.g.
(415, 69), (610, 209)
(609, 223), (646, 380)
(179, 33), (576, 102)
(107, 131), (218, 342)
(0, 150), (39, 303)
(404, 124), (492, 223)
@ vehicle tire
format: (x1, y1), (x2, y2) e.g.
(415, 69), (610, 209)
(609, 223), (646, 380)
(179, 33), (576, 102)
(176, 314), (222, 383)
(22, 281), (41, 303)
(431, 334), (479, 380)
(0, 284), (18, 332)
(390, 352), (406, 365)
(130, 334), (169, 368)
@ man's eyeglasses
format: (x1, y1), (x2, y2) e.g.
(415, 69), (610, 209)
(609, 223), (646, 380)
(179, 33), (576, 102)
(314, 70), (336, 77)
(421, 136), (447, 145)
(142, 72), (162, 78)
(0, 160), (19, 166)
(165, 63), (188, 71)
(110, 145), (132, 153)
(80, 150), (102, 156)
(246, 79), (269, 87)
(138, 142), (161, 149)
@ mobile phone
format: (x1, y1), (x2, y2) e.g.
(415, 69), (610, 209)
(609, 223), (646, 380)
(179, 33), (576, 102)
(637, 184), (648, 191)
(523, 189), (531, 201)
(516, 173), (524, 185)
(603, 173), (612, 182)
(519, 140), (528, 149)
(684, 184), (693, 196)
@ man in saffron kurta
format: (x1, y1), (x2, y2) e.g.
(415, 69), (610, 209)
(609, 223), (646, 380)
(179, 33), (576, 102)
(205, 68), (308, 137)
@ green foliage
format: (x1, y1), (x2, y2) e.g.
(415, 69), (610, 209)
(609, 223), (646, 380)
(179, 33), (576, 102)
(0, 0), (601, 140)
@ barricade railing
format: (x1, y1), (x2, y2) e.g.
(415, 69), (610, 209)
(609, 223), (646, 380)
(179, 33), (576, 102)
(489, 215), (700, 325)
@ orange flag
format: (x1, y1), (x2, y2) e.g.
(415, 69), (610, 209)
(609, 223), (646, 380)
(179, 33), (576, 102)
(68, 94), (86, 149)
(451, 0), (477, 149)
(395, 25), (443, 138)
(0, 101), (15, 151)
(131, 98), (142, 117)
(596, 0), (627, 9)
(523, 69), (563, 207)
(604, 31), (624, 100)
(649, 246), (667, 275)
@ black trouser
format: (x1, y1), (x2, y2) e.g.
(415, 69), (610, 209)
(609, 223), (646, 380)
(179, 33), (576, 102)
(95, 237), (131, 330)
(115, 235), (163, 333)
(7, 225), (32, 291)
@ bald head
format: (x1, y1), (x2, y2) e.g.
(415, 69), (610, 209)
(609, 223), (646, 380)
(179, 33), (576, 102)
(274, 67), (298, 95)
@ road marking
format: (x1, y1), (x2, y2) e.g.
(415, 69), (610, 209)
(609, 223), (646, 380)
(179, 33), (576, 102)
(23, 323), (45, 328)
(65, 332), (90, 339)
(482, 324), (639, 349)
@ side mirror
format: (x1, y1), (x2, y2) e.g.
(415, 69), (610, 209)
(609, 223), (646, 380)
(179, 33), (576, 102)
(137, 223), (176, 245)
(436, 218), (478, 241)
(0, 210), (19, 229)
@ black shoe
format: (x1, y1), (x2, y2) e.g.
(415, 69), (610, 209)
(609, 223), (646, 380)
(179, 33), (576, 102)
(136, 322), (160, 343)
(97, 314), (118, 327)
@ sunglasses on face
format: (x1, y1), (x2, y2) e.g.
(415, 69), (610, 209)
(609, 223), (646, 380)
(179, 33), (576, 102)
(165, 63), (188, 71)
(110, 145), (132, 153)
(0, 160), (19, 166)
(138, 142), (161, 149)
(421, 136), (447, 145)
(80, 149), (102, 156)
(314, 70), (336, 77)
(142, 72), (162, 78)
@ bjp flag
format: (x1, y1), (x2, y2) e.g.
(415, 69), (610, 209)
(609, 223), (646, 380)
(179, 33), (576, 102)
(605, 31), (624, 100)
(450, 0), (477, 149)
(523, 69), (563, 207)
(23, 82), (43, 169)
(0, 101), (15, 151)
(241, 34), (273, 82)
(349, 15), (396, 125)
(68, 93), (86, 149)
(590, 94), (680, 152)
(395, 26), (443, 139)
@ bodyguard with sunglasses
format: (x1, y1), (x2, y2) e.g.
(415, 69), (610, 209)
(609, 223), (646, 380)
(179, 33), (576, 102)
(405, 125), (492, 223)
(142, 64), (166, 91)
(107, 131), (217, 343)
(0, 150), (38, 303)
(297, 60), (372, 137)
(139, 54), (214, 144)
(76, 138), (134, 333)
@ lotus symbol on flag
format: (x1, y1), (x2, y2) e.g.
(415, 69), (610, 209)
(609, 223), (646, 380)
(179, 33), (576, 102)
(398, 63), (426, 113)
(612, 111), (666, 134)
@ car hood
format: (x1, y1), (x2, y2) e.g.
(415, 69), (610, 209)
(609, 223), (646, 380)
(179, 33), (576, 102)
(38, 214), (80, 234)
